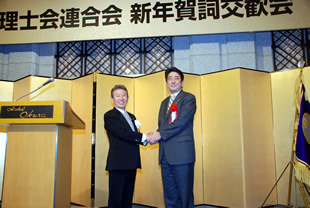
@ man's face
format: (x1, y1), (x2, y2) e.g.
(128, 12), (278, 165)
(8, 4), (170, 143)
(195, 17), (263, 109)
(166, 71), (184, 94)
(111, 89), (128, 110)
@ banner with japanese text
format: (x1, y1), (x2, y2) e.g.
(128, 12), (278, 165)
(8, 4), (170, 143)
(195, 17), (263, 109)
(0, 0), (310, 44)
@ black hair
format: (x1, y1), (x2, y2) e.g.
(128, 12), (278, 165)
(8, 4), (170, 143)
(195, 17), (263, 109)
(165, 67), (184, 82)
(111, 84), (128, 98)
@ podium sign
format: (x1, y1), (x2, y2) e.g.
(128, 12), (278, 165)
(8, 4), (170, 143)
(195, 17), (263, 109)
(0, 100), (85, 129)
(0, 105), (54, 119)
(0, 101), (85, 208)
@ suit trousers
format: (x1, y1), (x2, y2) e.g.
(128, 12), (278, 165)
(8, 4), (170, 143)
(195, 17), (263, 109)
(108, 169), (136, 208)
(161, 151), (194, 208)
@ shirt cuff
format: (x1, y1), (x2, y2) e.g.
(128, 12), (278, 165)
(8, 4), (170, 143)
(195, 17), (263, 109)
(142, 133), (147, 146)
(142, 133), (147, 142)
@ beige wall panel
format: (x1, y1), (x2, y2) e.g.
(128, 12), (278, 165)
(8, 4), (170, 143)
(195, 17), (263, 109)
(71, 75), (94, 206)
(134, 72), (166, 207)
(201, 70), (244, 208)
(95, 74), (134, 207)
(13, 76), (72, 103)
(0, 81), (13, 101)
(271, 67), (310, 206)
(239, 70), (277, 207)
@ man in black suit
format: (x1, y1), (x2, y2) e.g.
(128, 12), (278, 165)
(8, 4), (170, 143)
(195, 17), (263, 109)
(104, 84), (148, 208)
(149, 67), (196, 208)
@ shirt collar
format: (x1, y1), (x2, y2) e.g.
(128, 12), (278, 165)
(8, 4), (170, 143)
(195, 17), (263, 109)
(115, 107), (126, 114)
(171, 90), (181, 97)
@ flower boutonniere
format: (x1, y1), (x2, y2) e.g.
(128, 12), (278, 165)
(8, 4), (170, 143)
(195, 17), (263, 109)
(171, 104), (178, 112)
(170, 104), (178, 124)
(134, 120), (141, 130)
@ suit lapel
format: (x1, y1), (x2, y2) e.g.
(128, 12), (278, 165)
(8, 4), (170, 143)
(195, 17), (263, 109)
(113, 108), (136, 132)
(173, 90), (184, 106)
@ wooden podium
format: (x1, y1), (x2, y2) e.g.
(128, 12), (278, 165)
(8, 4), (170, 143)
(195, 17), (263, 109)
(0, 100), (85, 208)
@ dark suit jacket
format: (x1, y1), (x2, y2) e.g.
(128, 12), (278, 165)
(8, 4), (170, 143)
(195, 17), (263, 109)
(158, 90), (196, 165)
(104, 107), (144, 170)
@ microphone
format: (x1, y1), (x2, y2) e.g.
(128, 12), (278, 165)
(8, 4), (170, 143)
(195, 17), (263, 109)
(15, 77), (55, 101)
(298, 60), (305, 69)
(41, 77), (54, 86)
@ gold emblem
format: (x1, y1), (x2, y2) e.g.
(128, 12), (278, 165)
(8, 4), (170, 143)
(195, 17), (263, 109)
(302, 113), (310, 144)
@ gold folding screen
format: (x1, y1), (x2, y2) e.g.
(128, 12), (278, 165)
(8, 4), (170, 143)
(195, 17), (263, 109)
(202, 70), (245, 207)
(1, 67), (309, 207)
(71, 75), (94, 206)
(271, 69), (298, 204)
(0, 81), (13, 102)
(134, 72), (166, 207)
(181, 74), (204, 205)
(12, 76), (72, 102)
(239, 70), (276, 207)
(201, 69), (277, 207)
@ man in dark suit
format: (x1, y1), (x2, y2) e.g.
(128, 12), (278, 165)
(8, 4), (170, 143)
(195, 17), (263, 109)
(149, 67), (196, 208)
(104, 84), (148, 208)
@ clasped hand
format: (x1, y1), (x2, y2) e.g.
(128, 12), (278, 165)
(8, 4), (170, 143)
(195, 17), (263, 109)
(146, 131), (161, 145)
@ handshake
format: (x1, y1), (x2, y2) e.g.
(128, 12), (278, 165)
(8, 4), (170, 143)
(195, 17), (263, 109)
(146, 131), (161, 145)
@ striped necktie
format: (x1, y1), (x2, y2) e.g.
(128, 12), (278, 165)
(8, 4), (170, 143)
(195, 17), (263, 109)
(167, 94), (175, 113)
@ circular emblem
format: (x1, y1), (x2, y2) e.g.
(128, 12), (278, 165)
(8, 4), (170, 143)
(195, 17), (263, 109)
(302, 113), (310, 144)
